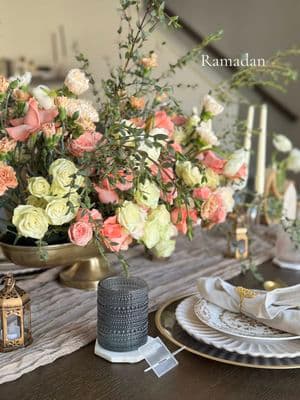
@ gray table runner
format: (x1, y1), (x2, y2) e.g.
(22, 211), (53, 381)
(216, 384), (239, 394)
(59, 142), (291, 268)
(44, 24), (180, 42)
(0, 227), (275, 384)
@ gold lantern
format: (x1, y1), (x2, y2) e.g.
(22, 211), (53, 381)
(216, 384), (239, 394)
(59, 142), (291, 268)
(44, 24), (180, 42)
(227, 212), (249, 260)
(0, 274), (32, 352)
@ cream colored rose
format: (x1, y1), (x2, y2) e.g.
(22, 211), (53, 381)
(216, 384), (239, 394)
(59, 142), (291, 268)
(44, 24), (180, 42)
(28, 177), (50, 198)
(117, 201), (147, 239)
(49, 158), (84, 194)
(287, 149), (300, 173)
(64, 69), (89, 96)
(134, 179), (160, 209)
(196, 122), (219, 146)
(32, 85), (54, 110)
(224, 149), (245, 177)
(176, 161), (202, 187)
(46, 198), (76, 225)
(152, 239), (176, 258)
(142, 219), (160, 248)
(142, 205), (177, 249)
(205, 168), (220, 189)
(138, 140), (161, 166)
(202, 95), (224, 116)
(12, 205), (49, 239)
(273, 134), (292, 153)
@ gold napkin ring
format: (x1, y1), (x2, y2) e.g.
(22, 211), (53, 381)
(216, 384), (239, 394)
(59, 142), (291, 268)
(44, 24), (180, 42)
(236, 286), (256, 312)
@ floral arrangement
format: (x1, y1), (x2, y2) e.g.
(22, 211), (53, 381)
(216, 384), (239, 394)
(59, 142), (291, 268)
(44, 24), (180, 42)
(0, 1), (247, 267)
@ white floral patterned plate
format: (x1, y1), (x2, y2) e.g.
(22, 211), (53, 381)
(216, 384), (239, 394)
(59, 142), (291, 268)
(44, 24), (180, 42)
(194, 297), (300, 341)
(176, 296), (300, 358)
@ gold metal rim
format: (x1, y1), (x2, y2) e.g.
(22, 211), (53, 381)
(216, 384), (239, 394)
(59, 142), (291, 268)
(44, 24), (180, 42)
(155, 294), (300, 370)
(0, 241), (75, 251)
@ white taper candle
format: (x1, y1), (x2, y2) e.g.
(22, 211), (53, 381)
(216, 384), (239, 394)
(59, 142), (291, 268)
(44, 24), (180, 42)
(255, 104), (267, 195)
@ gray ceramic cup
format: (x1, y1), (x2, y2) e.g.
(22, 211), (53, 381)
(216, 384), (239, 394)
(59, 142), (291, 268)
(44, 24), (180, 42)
(97, 276), (149, 352)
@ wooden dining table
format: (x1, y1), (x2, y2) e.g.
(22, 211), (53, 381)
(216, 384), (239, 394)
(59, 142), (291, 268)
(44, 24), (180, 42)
(1, 260), (300, 400)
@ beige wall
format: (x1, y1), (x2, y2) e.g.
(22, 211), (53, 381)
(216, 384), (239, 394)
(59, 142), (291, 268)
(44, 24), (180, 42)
(0, 0), (231, 115)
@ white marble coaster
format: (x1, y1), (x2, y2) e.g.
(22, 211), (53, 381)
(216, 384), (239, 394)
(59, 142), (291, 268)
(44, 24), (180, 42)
(94, 336), (154, 363)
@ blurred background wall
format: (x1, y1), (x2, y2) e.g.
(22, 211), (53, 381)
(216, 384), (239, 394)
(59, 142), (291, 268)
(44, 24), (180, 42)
(0, 0), (299, 181)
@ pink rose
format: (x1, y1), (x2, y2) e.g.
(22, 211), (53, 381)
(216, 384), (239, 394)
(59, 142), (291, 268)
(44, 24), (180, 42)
(171, 207), (198, 235)
(6, 98), (58, 142)
(68, 221), (93, 247)
(100, 216), (133, 252)
(201, 193), (226, 224)
(150, 164), (174, 184)
(115, 170), (134, 191)
(76, 208), (102, 224)
(171, 115), (187, 126)
(94, 179), (119, 204)
(201, 151), (226, 174)
(69, 131), (102, 157)
(155, 111), (174, 137)
(193, 186), (212, 201)
(160, 187), (177, 205)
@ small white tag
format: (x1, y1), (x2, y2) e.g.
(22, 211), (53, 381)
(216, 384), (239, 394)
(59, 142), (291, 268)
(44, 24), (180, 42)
(140, 337), (185, 378)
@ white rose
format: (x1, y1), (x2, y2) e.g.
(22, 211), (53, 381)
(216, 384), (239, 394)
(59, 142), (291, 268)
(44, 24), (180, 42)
(196, 121), (219, 146)
(224, 149), (245, 177)
(134, 179), (160, 209)
(12, 205), (48, 239)
(117, 201), (147, 239)
(9, 72), (32, 87)
(138, 140), (161, 166)
(152, 239), (176, 258)
(46, 198), (76, 225)
(28, 177), (50, 198)
(141, 205), (177, 249)
(32, 85), (54, 109)
(287, 149), (300, 173)
(176, 161), (202, 187)
(64, 69), (89, 96)
(215, 187), (235, 213)
(273, 134), (292, 153)
(149, 127), (168, 145)
(202, 94), (224, 116)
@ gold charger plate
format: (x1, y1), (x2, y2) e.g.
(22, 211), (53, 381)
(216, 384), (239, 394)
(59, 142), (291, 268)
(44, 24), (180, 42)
(155, 294), (300, 369)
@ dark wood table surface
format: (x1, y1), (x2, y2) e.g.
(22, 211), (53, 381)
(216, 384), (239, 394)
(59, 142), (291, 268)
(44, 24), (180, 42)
(1, 261), (300, 400)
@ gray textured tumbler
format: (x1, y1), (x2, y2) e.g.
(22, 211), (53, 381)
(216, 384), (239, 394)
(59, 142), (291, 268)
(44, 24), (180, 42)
(97, 276), (148, 352)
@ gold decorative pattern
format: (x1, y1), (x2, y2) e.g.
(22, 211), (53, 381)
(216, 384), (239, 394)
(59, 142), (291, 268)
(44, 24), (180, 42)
(236, 287), (257, 311)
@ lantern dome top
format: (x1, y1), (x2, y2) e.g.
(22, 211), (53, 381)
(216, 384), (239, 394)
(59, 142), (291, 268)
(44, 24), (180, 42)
(0, 274), (30, 307)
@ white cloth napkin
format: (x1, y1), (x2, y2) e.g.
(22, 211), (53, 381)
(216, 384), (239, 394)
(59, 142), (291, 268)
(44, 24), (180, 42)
(197, 277), (300, 335)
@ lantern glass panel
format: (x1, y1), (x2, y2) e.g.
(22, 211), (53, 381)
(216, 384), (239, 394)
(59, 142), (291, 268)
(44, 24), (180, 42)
(0, 313), (2, 341)
(7, 314), (21, 340)
(24, 304), (31, 333)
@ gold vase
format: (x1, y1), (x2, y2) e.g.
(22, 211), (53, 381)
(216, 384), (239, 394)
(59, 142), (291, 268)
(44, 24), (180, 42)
(0, 242), (111, 290)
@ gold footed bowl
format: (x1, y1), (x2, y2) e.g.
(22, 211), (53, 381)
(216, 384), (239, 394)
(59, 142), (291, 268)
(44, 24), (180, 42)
(0, 242), (112, 290)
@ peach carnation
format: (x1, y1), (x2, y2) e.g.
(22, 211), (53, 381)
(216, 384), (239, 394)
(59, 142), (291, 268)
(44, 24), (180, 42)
(201, 193), (226, 224)
(0, 164), (18, 196)
(0, 76), (9, 93)
(0, 138), (17, 154)
(130, 96), (145, 110)
(140, 53), (158, 69)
